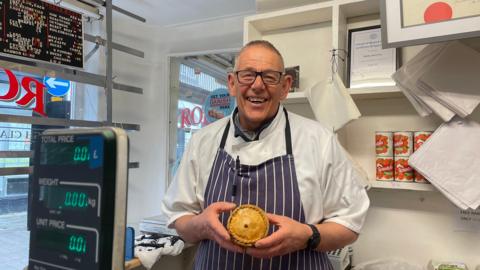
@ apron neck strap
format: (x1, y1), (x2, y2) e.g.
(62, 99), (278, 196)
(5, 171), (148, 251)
(219, 108), (293, 155)
(283, 107), (292, 155)
(219, 121), (230, 149)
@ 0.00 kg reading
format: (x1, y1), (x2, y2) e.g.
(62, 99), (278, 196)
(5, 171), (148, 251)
(64, 191), (88, 208)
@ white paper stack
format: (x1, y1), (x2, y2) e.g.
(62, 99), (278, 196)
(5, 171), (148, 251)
(306, 74), (361, 132)
(392, 41), (480, 121)
(409, 117), (480, 210)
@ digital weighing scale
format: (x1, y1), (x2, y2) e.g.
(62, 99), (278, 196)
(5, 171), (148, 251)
(28, 127), (129, 270)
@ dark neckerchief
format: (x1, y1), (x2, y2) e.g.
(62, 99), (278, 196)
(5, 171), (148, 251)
(232, 107), (278, 142)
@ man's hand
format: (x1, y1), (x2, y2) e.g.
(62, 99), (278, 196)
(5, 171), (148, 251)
(246, 213), (311, 259)
(174, 202), (243, 253)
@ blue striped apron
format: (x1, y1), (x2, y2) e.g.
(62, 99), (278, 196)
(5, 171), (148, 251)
(194, 108), (333, 270)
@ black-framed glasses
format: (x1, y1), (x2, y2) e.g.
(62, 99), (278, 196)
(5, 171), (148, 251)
(234, 70), (284, 85)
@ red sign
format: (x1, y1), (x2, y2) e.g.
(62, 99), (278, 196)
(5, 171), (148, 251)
(0, 68), (46, 116)
(180, 106), (208, 128)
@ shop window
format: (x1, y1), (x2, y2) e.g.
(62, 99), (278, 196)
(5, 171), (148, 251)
(0, 69), (83, 269)
(168, 52), (236, 185)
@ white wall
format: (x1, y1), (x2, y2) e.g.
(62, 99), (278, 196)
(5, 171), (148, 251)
(108, 13), (246, 230)
(347, 100), (480, 267)
(286, 96), (480, 268)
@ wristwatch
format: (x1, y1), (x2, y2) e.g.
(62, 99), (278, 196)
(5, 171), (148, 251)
(306, 224), (321, 250)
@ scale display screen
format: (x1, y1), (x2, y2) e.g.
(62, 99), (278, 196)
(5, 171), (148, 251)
(34, 227), (96, 259)
(41, 141), (92, 165)
(39, 185), (98, 212)
(39, 136), (103, 168)
(28, 129), (126, 270)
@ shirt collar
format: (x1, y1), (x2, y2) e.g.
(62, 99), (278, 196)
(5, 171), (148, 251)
(231, 105), (283, 142)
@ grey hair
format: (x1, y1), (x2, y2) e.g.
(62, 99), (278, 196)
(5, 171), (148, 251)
(234, 40), (285, 71)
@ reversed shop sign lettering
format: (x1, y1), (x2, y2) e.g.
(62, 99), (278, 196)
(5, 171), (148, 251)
(0, 68), (46, 116)
(180, 106), (207, 128)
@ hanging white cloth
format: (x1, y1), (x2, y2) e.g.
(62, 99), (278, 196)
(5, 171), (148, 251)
(417, 41), (480, 118)
(392, 41), (480, 121)
(409, 117), (480, 210)
(391, 42), (456, 121)
(305, 74), (361, 132)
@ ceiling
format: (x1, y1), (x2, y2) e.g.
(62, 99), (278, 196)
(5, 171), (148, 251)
(113, 0), (256, 26)
(256, 0), (326, 12)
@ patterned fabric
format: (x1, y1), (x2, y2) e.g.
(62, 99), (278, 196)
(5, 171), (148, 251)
(135, 235), (184, 269)
(193, 110), (333, 270)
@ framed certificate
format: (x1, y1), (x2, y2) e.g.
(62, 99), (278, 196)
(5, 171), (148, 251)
(347, 25), (400, 89)
(381, 0), (480, 48)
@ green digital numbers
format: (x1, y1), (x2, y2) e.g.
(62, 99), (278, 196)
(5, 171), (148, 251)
(73, 146), (90, 162)
(64, 191), (88, 208)
(68, 235), (87, 254)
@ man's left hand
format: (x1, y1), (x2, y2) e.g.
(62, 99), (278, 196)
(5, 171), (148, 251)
(246, 213), (311, 258)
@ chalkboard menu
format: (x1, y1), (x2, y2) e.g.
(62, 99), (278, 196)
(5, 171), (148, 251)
(0, 0), (83, 68)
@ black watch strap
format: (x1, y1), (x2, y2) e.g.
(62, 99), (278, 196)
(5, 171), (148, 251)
(306, 224), (321, 250)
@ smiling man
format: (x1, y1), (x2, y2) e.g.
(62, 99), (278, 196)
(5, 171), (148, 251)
(161, 40), (370, 270)
(229, 41), (290, 132)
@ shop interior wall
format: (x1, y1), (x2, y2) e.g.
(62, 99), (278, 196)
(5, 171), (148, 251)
(348, 105), (480, 266)
(343, 20), (480, 266)
(285, 52), (480, 267)
(270, 9), (480, 265)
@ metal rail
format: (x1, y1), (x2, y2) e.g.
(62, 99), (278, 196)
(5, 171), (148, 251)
(105, 0), (113, 124)
(0, 114), (140, 131)
(0, 162), (140, 176)
(0, 151), (34, 158)
(0, 56), (143, 94)
(84, 34), (145, 58)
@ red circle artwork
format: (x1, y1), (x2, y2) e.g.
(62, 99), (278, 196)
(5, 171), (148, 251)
(424, 2), (453, 23)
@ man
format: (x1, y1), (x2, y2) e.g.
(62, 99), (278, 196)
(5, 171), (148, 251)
(161, 40), (370, 269)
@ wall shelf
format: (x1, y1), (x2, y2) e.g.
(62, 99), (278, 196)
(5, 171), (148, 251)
(348, 86), (403, 99)
(283, 91), (308, 104)
(283, 85), (403, 105)
(244, 2), (333, 35)
(369, 180), (436, 192)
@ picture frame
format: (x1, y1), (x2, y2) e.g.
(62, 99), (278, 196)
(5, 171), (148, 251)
(380, 0), (480, 48)
(347, 25), (400, 89)
(285, 66), (300, 92)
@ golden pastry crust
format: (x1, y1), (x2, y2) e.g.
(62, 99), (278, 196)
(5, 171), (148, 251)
(227, 204), (269, 247)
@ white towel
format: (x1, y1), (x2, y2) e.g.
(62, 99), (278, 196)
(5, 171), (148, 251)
(409, 117), (480, 210)
(395, 80), (432, 117)
(418, 41), (480, 118)
(391, 42), (456, 121)
(306, 74), (361, 132)
(134, 234), (184, 269)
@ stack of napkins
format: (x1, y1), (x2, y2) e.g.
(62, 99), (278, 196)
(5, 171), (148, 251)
(306, 74), (361, 132)
(409, 117), (480, 210)
(392, 41), (480, 121)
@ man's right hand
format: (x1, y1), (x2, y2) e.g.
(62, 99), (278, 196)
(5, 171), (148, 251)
(174, 202), (244, 253)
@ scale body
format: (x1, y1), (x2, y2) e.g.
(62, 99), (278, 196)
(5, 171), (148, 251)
(28, 127), (129, 270)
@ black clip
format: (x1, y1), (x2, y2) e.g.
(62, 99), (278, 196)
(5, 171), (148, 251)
(329, 48), (348, 79)
(231, 156), (241, 197)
